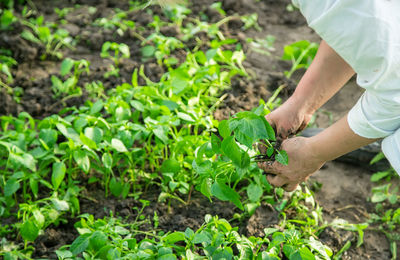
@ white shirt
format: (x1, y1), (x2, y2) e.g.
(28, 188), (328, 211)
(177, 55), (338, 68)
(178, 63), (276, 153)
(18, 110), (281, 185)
(293, 0), (400, 174)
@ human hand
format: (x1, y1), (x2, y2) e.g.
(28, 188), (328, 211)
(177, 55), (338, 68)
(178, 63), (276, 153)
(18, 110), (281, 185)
(265, 97), (313, 139)
(258, 136), (325, 192)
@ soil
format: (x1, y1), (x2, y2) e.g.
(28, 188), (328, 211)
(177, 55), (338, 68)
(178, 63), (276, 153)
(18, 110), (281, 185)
(1, 0), (398, 259)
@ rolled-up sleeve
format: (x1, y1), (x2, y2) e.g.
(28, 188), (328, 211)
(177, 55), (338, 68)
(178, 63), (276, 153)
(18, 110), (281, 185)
(293, 0), (400, 173)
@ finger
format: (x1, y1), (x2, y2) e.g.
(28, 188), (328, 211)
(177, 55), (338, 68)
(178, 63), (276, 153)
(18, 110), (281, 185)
(283, 183), (298, 192)
(257, 141), (267, 154)
(297, 120), (308, 134)
(258, 161), (280, 175)
(267, 175), (287, 187)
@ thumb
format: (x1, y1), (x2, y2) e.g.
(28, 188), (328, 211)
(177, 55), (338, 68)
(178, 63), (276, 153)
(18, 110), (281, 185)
(258, 161), (280, 175)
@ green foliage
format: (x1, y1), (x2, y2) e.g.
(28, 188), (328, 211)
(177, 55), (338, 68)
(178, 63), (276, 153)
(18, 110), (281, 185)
(56, 214), (332, 259)
(282, 40), (319, 79)
(20, 15), (74, 59)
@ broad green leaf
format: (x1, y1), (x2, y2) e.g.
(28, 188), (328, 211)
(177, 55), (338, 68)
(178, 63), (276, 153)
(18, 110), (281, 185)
(221, 136), (242, 167)
(90, 100), (104, 115)
(141, 45), (155, 57)
(111, 138), (128, 153)
(161, 159), (181, 174)
(153, 127), (169, 144)
(177, 112), (195, 122)
(4, 178), (20, 197)
(110, 177), (123, 197)
(229, 112), (270, 149)
(73, 117), (88, 133)
(8, 151), (37, 172)
(371, 192), (387, 203)
(73, 150), (90, 173)
(84, 127), (103, 145)
(289, 247), (315, 260)
(33, 210), (45, 228)
(211, 181), (243, 210)
(247, 183), (263, 202)
(89, 231), (108, 251)
(164, 232), (185, 244)
(130, 100), (144, 112)
(115, 106), (131, 121)
(211, 133), (221, 153)
(218, 120), (231, 139)
(70, 234), (91, 256)
(200, 178), (212, 201)
(276, 150), (289, 165)
(20, 220), (39, 242)
(51, 198), (70, 211)
(102, 153), (113, 170)
(39, 129), (58, 148)
(61, 58), (75, 76)
(193, 232), (210, 244)
(56, 123), (80, 143)
(370, 171), (391, 182)
(52, 161), (66, 190)
(80, 132), (97, 149)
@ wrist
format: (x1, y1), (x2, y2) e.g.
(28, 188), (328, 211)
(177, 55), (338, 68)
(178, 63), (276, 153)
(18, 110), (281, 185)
(304, 136), (327, 166)
(287, 94), (316, 117)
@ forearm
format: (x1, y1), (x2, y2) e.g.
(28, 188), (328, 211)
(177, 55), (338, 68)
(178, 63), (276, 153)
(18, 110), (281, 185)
(289, 40), (355, 114)
(308, 115), (378, 162)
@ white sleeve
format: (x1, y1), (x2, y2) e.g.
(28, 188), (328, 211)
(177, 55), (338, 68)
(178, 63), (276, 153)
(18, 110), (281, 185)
(295, 0), (400, 174)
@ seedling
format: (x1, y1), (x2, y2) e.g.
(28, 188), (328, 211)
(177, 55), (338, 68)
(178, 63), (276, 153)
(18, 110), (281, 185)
(51, 58), (89, 98)
(282, 40), (318, 79)
(20, 15), (74, 59)
(101, 41), (130, 67)
(193, 108), (287, 210)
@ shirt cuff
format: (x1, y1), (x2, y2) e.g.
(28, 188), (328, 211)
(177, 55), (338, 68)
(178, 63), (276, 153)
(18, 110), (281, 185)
(382, 131), (400, 175)
(347, 92), (396, 139)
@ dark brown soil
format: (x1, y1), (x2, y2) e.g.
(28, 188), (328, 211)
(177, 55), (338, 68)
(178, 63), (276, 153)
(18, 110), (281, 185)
(1, 0), (397, 259)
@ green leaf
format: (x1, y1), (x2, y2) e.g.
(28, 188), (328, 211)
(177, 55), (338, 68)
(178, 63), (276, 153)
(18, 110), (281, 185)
(52, 161), (66, 190)
(289, 247), (315, 260)
(370, 171), (391, 182)
(89, 231), (108, 251)
(111, 138), (128, 153)
(51, 198), (70, 211)
(153, 126), (169, 144)
(80, 132), (97, 149)
(211, 133), (221, 153)
(102, 153), (113, 170)
(247, 183), (263, 202)
(90, 100), (104, 115)
(161, 159), (181, 174)
(84, 127), (103, 145)
(371, 192), (387, 203)
(218, 120), (231, 139)
(276, 150), (289, 165)
(221, 136), (242, 167)
(20, 220), (39, 242)
(73, 150), (90, 173)
(70, 234), (91, 256)
(229, 112), (271, 149)
(193, 232), (210, 244)
(39, 129), (58, 148)
(200, 178), (212, 201)
(61, 58), (75, 77)
(177, 112), (195, 122)
(4, 178), (20, 197)
(110, 177), (123, 197)
(211, 181), (243, 210)
(141, 45), (155, 57)
(164, 232), (185, 244)
(130, 100), (144, 112)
